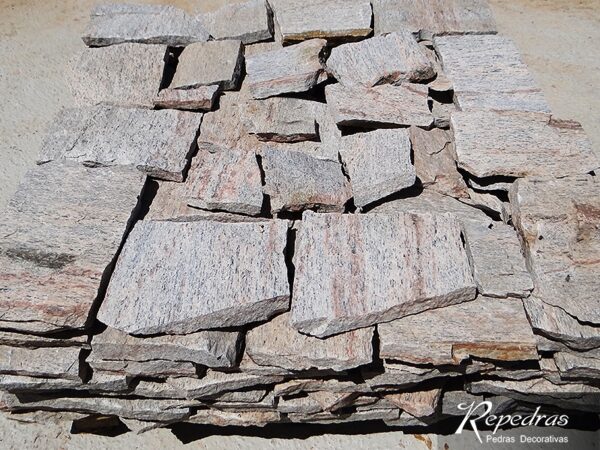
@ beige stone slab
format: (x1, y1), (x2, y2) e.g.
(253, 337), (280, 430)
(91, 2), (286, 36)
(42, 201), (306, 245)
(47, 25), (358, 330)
(87, 357), (199, 378)
(383, 389), (442, 418)
(378, 296), (538, 365)
(198, 0), (272, 44)
(464, 190), (511, 223)
(154, 86), (219, 111)
(287, 408), (399, 424)
(98, 220), (290, 334)
(273, 378), (372, 397)
(0, 346), (81, 380)
(244, 41), (283, 57)
(277, 394), (322, 414)
(197, 91), (252, 151)
(0, 162), (145, 333)
(166, 371), (284, 399)
(291, 211), (476, 337)
(187, 409), (280, 426)
(364, 365), (463, 391)
(0, 331), (88, 349)
(326, 83), (433, 128)
(0, 372), (129, 394)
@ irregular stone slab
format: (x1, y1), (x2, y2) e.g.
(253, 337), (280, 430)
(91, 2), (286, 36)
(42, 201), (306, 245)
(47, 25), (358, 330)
(68, 43), (167, 108)
(277, 394), (322, 414)
(378, 296), (538, 365)
(326, 83), (433, 128)
(462, 222), (533, 298)
(0, 332), (88, 349)
(435, 35), (550, 112)
(245, 39), (326, 99)
(273, 378), (371, 397)
(411, 126), (469, 199)
(312, 391), (358, 412)
(327, 32), (435, 87)
(364, 365), (463, 391)
(212, 390), (269, 404)
(82, 4), (209, 47)
(188, 409), (280, 427)
(452, 111), (599, 178)
(186, 147), (264, 216)
(245, 41), (283, 57)
(87, 357), (199, 378)
(166, 371), (284, 399)
(465, 190), (511, 223)
(441, 390), (483, 416)
(383, 389), (442, 418)
(0, 346), (81, 380)
(0, 372), (129, 394)
(260, 147), (351, 214)
(198, 0), (272, 44)
(133, 380), (186, 399)
(39, 105), (201, 181)
(243, 97), (319, 143)
(154, 85), (219, 111)
(238, 353), (298, 376)
(0, 162), (145, 333)
(292, 211), (476, 337)
(340, 129), (416, 208)
(170, 40), (243, 90)
(554, 351), (600, 381)
(98, 220), (289, 334)
(510, 177), (600, 324)
(91, 327), (241, 368)
(245, 312), (373, 372)
(468, 177), (513, 193)
(269, 0), (371, 43)
(288, 408), (399, 424)
(210, 392), (276, 411)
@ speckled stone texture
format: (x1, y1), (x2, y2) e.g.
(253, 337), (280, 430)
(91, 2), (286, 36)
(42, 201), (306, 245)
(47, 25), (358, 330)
(198, 0), (273, 44)
(154, 86), (219, 111)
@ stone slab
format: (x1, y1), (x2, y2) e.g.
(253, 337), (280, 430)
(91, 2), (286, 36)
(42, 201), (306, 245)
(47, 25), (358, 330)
(554, 351), (600, 381)
(198, 0), (272, 44)
(287, 408), (399, 424)
(154, 86), (219, 111)
(0, 346), (81, 380)
(166, 371), (284, 399)
(291, 211), (476, 337)
(0, 332), (88, 349)
(187, 409), (280, 426)
(383, 389), (442, 418)
(87, 357), (199, 378)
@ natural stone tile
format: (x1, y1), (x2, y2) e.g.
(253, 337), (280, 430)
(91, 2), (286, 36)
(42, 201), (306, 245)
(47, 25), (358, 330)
(327, 32), (435, 87)
(435, 35), (550, 113)
(554, 351), (600, 381)
(244, 41), (283, 57)
(154, 85), (219, 111)
(260, 147), (351, 213)
(452, 111), (599, 178)
(0, 346), (81, 380)
(0, 162), (145, 333)
(211, 390), (269, 404)
(0, 332), (88, 349)
(0, 372), (129, 394)
(87, 357), (199, 378)
(510, 177), (600, 324)
(340, 129), (416, 208)
(383, 388), (442, 418)
(82, 4), (209, 47)
(277, 394), (322, 414)
(292, 211), (476, 337)
(97, 220), (290, 334)
(170, 40), (243, 90)
(373, 0), (496, 36)
(143, 180), (216, 222)
(166, 371), (284, 399)
(198, 0), (272, 44)
(269, 0), (371, 43)
(68, 43), (167, 108)
(462, 222), (533, 298)
(187, 409), (280, 426)
(378, 296), (538, 365)
(39, 105), (202, 182)
(245, 39), (326, 99)
(245, 312), (373, 372)
(91, 327), (241, 369)
(326, 83), (433, 128)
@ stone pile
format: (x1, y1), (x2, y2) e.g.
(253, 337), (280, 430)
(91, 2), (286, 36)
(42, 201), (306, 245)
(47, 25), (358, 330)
(1, 0), (599, 434)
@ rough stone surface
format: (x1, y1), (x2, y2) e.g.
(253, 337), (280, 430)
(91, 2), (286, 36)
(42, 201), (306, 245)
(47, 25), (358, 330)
(435, 35), (550, 113)
(38, 105), (202, 182)
(288, 408), (399, 424)
(245, 39), (326, 99)
(340, 129), (416, 208)
(373, 0), (496, 36)
(327, 32), (435, 87)
(326, 83), (433, 128)
(452, 111), (599, 178)
(154, 86), (219, 111)
(68, 43), (167, 109)
(292, 211), (476, 337)
(87, 358), (199, 378)
(198, 0), (272, 44)
(82, 4), (209, 47)
(166, 371), (284, 399)
(378, 296), (538, 365)
(0, 162), (145, 333)
(97, 220), (290, 334)
(260, 147), (351, 213)
(269, 0), (371, 43)
(187, 409), (280, 427)
(383, 389), (442, 418)
(465, 190), (511, 223)
(0, 346), (81, 380)
(170, 40), (243, 91)
(0, 332), (88, 349)
(554, 351), (600, 380)
(0, 372), (129, 394)
(245, 312), (373, 372)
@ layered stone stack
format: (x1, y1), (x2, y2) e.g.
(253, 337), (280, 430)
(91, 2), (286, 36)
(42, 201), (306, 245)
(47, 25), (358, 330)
(1, 0), (599, 434)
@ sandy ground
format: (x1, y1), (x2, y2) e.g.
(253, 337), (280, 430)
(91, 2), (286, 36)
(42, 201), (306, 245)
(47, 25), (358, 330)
(0, 0), (598, 448)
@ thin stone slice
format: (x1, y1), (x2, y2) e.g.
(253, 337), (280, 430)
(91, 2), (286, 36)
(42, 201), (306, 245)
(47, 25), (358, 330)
(166, 371), (284, 399)
(87, 357), (199, 378)
(287, 408), (399, 424)
(0, 346), (81, 380)
(383, 389), (442, 418)
(0, 332), (88, 349)
(292, 211), (476, 337)
(198, 0), (272, 44)
(554, 351), (600, 381)
(187, 409), (280, 427)
(154, 86), (219, 111)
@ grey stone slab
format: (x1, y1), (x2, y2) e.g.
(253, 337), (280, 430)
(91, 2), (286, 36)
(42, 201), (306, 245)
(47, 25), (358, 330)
(464, 189), (511, 222)
(166, 371), (284, 399)
(452, 111), (599, 178)
(87, 357), (199, 378)
(97, 219), (290, 335)
(326, 83), (433, 128)
(462, 221), (533, 298)
(170, 40), (243, 90)
(91, 327), (241, 368)
(212, 390), (269, 404)
(554, 351), (600, 381)
(0, 332), (88, 349)
(154, 86), (219, 111)
(245, 39), (326, 99)
(373, 0), (496, 36)
(210, 391), (276, 411)
(383, 389), (442, 418)
(68, 43), (167, 109)
(260, 146), (351, 214)
(287, 408), (399, 424)
(435, 35), (550, 113)
(327, 32), (435, 87)
(187, 409), (280, 426)
(0, 162), (145, 333)
(198, 0), (272, 44)
(82, 4), (209, 47)
(269, 0), (371, 43)
(0, 372), (130, 394)
(378, 296), (538, 365)
(245, 312), (373, 372)
(441, 390), (483, 416)
(291, 211), (476, 337)
(510, 177), (600, 325)
(143, 180), (217, 222)
(340, 129), (416, 208)
(244, 41), (283, 57)
(277, 394), (323, 414)
(364, 364), (464, 391)
(39, 105), (202, 182)
(0, 346), (81, 380)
